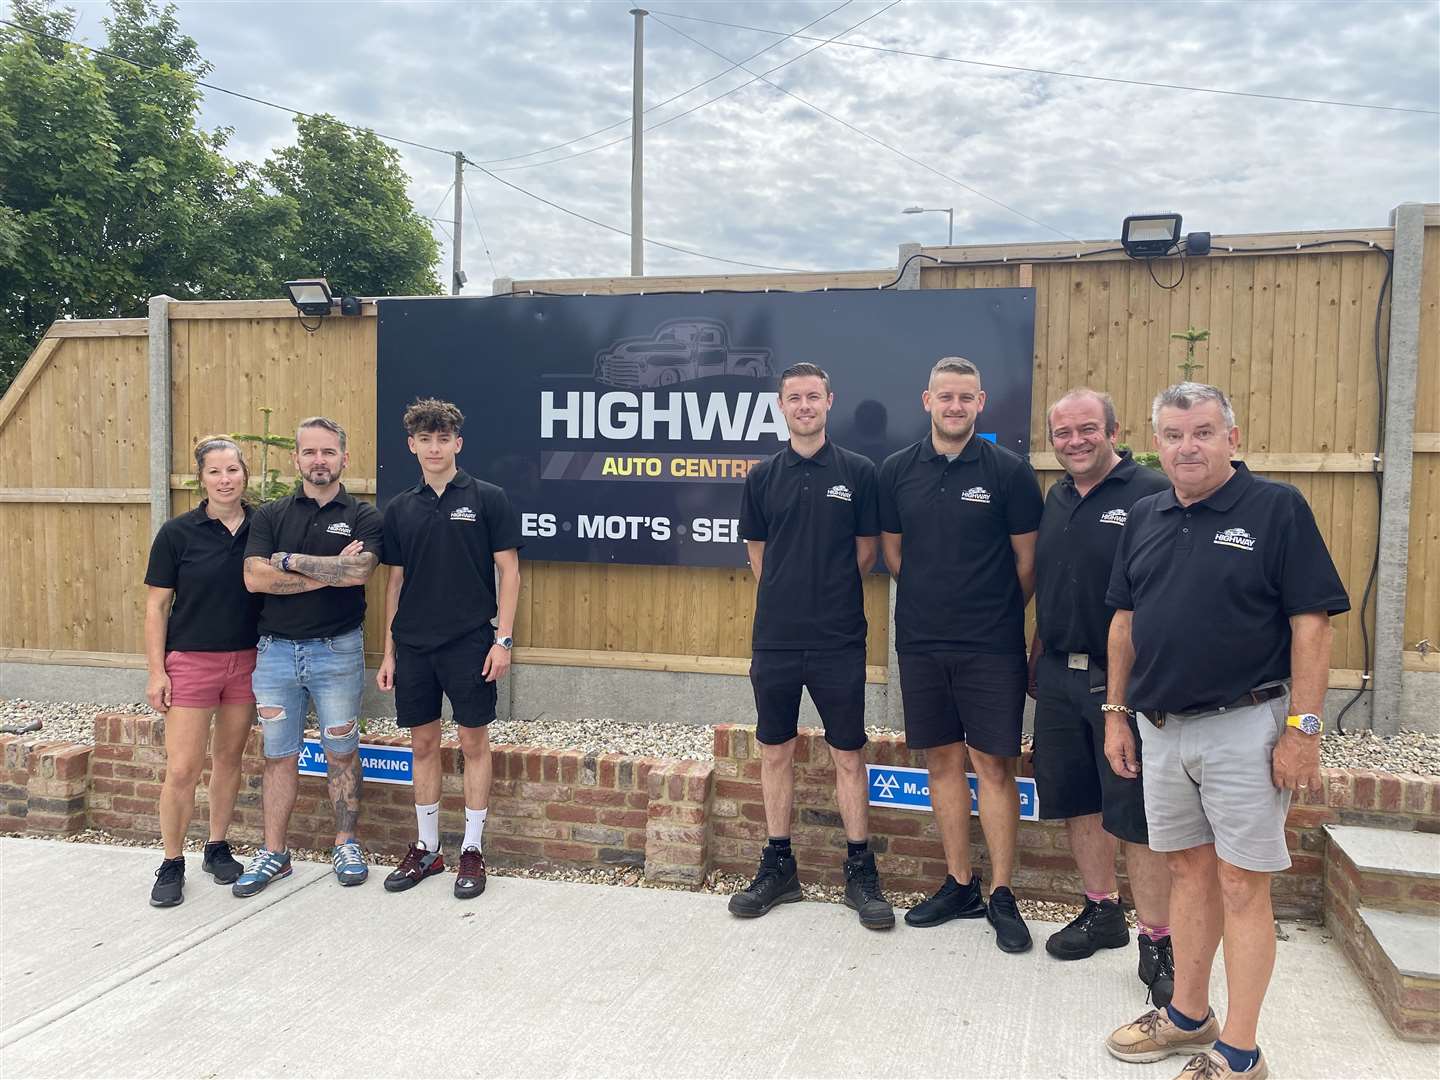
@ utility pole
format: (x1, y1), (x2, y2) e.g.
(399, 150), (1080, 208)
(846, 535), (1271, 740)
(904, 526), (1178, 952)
(629, 8), (646, 277)
(452, 151), (464, 295)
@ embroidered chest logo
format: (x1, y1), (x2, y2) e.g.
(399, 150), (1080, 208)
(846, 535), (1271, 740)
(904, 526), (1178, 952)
(1213, 527), (1256, 551)
(825, 484), (852, 502)
(325, 522), (352, 536)
(960, 486), (991, 504)
(450, 506), (477, 523)
(1099, 508), (1128, 526)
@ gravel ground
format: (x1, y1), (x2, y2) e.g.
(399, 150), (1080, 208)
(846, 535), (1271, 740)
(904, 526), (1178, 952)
(2, 699), (1437, 774)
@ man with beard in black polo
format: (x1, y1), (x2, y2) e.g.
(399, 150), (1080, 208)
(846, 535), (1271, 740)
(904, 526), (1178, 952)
(728, 362), (893, 931)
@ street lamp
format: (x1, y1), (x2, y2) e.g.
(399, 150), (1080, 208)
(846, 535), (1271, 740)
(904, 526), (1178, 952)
(902, 205), (954, 246)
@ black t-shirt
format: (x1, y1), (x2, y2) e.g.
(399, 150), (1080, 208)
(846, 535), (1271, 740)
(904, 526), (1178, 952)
(144, 502), (263, 651)
(1106, 462), (1350, 714)
(381, 470), (524, 651)
(879, 435), (1044, 654)
(244, 486), (384, 640)
(739, 440), (879, 650)
(1035, 452), (1171, 658)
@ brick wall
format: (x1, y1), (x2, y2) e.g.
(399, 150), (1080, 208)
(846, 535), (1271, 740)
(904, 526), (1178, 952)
(9, 715), (1439, 923)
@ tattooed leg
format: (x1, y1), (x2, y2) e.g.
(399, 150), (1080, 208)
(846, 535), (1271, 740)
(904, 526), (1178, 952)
(325, 724), (361, 844)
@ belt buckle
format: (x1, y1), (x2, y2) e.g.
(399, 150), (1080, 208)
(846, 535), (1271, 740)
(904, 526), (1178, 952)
(1067, 652), (1089, 671)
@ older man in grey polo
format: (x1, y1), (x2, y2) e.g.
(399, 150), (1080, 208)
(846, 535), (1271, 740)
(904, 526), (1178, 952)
(1098, 383), (1348, 1080)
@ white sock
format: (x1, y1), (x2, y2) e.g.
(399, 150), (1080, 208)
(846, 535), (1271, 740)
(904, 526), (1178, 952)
(416, 801), (440, 852)
(462, 806), (487, 853)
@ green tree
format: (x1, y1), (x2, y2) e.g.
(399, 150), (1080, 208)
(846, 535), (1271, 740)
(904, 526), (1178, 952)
(261, 114), (441, 297)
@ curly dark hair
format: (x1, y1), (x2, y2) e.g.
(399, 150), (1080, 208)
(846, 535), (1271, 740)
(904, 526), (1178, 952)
(403, 398), (465, 436)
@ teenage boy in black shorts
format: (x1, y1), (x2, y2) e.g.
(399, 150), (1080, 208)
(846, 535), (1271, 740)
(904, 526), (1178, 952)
(879, 357), (1044, 953)
(728, 362), (893, 931)
(377, 398), (522, 900)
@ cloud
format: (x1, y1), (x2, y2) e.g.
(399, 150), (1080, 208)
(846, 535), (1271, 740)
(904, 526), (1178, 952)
(129, 0), (1440, 287)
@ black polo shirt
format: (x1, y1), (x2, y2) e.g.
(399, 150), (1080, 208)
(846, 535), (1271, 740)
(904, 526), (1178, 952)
(740, 440), (879, 650)
(1106, 462), (1349, 714)
(144, 502), (263, 651)
(1035, 452), (1171, 658)
(381, 469), (524, 651)
(879, 435), (1044, 655)
(244, 485), (384, 640)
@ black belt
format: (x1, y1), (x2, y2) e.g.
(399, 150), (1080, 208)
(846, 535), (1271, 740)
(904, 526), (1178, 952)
(1151, 683), (1287, 728)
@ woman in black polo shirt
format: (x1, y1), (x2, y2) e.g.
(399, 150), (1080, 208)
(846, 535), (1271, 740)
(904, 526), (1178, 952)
(143, 437), (264, 907)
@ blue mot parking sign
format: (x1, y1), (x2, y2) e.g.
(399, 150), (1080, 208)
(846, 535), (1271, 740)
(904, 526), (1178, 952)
(866, 764), (1039, 821)
(297, 739), (414, 786)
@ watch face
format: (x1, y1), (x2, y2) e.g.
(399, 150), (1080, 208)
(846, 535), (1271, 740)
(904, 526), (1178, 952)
(1297, 714), (1322, 735)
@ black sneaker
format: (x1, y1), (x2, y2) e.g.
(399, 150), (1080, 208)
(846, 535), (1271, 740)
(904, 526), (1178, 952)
(150, 857), (185, 908)
(842, 851), (895, 930)
(1045, 897), (1130, 960)
(1138, 934), (1176, 1008)
(904, 873), (987, 927)
(202, 840), (243, 885)
(728, 846), (802, 918)
(986, 885), (1033, 953)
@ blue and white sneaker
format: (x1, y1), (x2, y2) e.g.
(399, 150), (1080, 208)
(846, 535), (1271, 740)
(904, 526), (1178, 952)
(332, 841), (369, 886)
(232, 849), (292, 897)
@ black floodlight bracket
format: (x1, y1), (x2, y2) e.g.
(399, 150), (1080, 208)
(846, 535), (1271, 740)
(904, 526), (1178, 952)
(1121, 214), (1184, 259)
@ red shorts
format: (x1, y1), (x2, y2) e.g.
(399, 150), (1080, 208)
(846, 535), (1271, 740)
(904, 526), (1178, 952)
(164, 649), (257, 708)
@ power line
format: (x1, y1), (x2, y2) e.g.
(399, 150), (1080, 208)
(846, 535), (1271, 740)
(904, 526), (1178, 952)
(0, 16), (809, 276)
(473, 0), (855, 165)
(461, 179), (500, 281)
(490, 0), (901, 173)
(646, 8), (1440, 116)
(650, 13), (1075, 240)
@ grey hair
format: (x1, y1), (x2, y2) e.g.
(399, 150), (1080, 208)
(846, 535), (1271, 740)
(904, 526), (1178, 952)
(296, 415), (347, 452)
(1151, 382), (1234, 432)
(1048, 387), (1118, 438)
(930, 356), (981, 385)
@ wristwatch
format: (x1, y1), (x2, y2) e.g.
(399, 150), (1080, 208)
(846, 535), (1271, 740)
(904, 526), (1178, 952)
(496, 635), (514, 650)
(1286, 713), (1323, 735)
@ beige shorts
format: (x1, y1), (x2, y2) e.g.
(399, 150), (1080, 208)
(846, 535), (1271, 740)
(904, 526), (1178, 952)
(1137, 696), (1293, 872)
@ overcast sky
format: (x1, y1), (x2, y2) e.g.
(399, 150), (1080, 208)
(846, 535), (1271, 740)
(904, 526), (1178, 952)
(44, 0), (1440, 288)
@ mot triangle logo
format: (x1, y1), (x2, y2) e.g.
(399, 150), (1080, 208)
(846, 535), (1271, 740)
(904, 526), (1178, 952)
(873, 771), (900, 800)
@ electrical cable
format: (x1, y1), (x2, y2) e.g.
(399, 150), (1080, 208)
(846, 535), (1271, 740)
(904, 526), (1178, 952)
(461, 178), (500, 281)
(648, 12), (1075, 240)
(489, 1), (900, 174)
(1145, 254), (1187, 290)
(644, 8), (1440, 116)
(473, 0), (855, 165)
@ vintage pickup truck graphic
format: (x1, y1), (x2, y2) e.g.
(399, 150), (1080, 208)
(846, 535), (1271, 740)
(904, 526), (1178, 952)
(593, 319), (774, 387)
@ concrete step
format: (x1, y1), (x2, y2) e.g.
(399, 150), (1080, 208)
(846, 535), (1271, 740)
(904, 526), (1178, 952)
(1340, 907), (1440, 1041)
(1324, 824), (1440, 915)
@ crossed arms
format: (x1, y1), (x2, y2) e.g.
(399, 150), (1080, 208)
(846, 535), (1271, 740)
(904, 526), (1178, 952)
(244, 540), (379, 594)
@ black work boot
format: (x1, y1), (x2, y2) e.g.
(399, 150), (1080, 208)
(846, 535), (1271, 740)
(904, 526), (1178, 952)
(728, 845), (802, 918)
(202, 840), (243, 885)
(1138, 934), (1176, 1008)
(150, 856), (185, 908)
(842, 850), (895, 930)
(904, 872), (987, 927)
(1045, 897), (1130, 960)
(986, 885), (1033, 953)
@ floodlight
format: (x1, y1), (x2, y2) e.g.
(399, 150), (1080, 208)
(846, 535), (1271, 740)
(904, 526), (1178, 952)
(1120, 214), (1183, 259)
(283, 278), (334, 317)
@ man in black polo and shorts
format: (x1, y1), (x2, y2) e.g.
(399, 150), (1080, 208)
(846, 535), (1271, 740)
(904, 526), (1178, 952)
(1102, 383), (1348, 1080)
(1030, 388), (1174, 1002)
(728, 362), (893, 931)
(377, 398), (522, 900)
(879, 356), (1043, 953)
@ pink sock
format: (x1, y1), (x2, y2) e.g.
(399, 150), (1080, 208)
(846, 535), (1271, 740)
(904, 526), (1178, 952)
(1139, 921), (1171, 940)
(1086, 889), (1120, 903)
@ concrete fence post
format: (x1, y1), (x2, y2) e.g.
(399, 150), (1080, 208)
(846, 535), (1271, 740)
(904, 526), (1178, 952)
(147, 295), (175, 538)
(1371, 204), (1426, 734)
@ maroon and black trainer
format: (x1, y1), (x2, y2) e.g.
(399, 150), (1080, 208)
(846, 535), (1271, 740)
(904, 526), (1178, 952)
(383, 843), (445, 892)
(455, 847), (487, 899)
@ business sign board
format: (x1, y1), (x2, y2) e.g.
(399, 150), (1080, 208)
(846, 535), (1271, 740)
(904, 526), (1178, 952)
(297, 739), (414, 786)
(377, 289), (1035, 568)
(866, 763), (1040, 820)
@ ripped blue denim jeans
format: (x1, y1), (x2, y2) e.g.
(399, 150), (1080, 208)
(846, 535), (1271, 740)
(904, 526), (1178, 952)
(251, 627), (364, 759)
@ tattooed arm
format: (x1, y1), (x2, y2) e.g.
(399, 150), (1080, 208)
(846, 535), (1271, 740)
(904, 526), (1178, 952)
(272, 546), (378, 587)
(244, 556), (330, 595)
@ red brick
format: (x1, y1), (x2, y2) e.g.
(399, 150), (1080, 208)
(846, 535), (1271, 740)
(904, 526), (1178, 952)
(712, 728), (731, 759)
(626, 792), (649, 809)
(525, 749), (543, 781)
(648, 825), (706, 846)
(545, 803), (597, 824)
(624, 830), (648, 850)
(489, 835), (544, 856)
(891, 837), (947, 860)
(90, 777), (134, 796)
(1407, 882), (1440, 904)
(134, 782), (164, 801)
(575, 788), (629, 807)
(714, 779), (759, 801)
(1285, 805), (1337, 828)
(1402, 775), (1429, 815)
(598, 809), (649, 829)
(597, 757), (616, 789)
(543, 840), (599, 862)
(93, 745), (134, 762)
(1353, 772), (1378, 809)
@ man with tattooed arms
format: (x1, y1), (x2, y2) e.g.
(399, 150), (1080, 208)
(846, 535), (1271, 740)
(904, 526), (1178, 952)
(235, 416), (383, 896)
